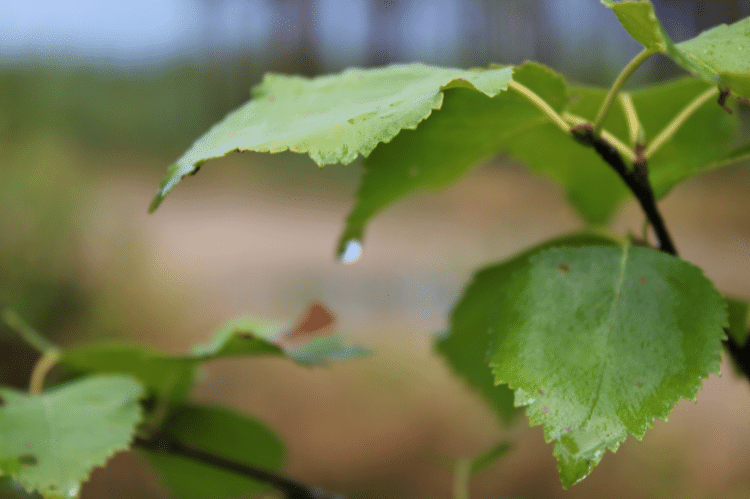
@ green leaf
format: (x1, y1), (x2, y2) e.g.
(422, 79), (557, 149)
(0, 376), (143, 499)
(149, 64), (513, 211)
(675, 17), (750, 98)
(600, 0), (674, 53)
(726, 297), (749, 345)
(338, 66), (740, 250)
(488, 245), (726, 488)
(435, 230), (621, 425)
(338, 62), (627, 254)
(59, 344), (196, 403)
(191, 301), (370, 367)
(58, 303), (367, 402)
(140, 404), (284, 499)
(602, 1), (750, 98)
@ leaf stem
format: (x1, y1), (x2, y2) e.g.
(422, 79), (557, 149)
(645, 86), (719, 158)
(1, 308), (59, 354)
(134, 436), (350, 499)
(593, 48), (656, 137)
(618, 92), (643, 147)
(507, 80), (569, 133)
(29, 350), (61, 395)
(452, 458), (471, 499)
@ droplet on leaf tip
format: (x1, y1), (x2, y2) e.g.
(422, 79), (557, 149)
(339, 239), (362, 265)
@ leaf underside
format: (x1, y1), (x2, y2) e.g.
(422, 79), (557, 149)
(488, 244), (727, 487)
(149, 64), (513, 211)
(0, 376), (143, 499)
(603, 0), (750, 98)
(339, 66), (738, 252)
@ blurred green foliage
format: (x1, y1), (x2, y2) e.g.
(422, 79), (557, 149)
(0, 60), (265, 160)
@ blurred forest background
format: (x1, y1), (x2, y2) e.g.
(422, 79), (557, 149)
(2, 1), (750, 498)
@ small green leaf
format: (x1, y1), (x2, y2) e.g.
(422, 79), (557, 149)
(602, 1), (750, 98)
(435, 230), (621, 425)
(193, 301), (370, 366)
(0, 376), (143, 499)
(150, 64), (513, 211)
(489, 245), (726, 487)
(140, 404), (285, 499)
(600, 0), (673, 53)
(57, 303), (368, 402)
(726, 296), (749, 345)
(676, 17), (750, 98)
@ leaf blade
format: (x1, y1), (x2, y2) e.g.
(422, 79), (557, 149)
(489, 245), (726, 487)
(0, 376), (143, 499)
(602, 1), (750, 98)
(150, 64), (513, 211)
(435, 231), (621, 426)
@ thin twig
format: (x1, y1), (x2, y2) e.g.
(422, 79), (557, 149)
(134, 436), (351, 499)
(571, 123), (677, 255)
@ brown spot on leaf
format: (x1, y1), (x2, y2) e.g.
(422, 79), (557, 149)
(239, 331), (257, 340)
(18, 454), (38, 466)
(0, 396), (4, 407)
(557, 263), (571, 273)
(634, 381), (644, 387)
(542, 406), (550, 414)
(539, 389), (546, 396)
(565, 427), (572, 432)
(278, 301), (336, 347)
(639, 277), (647, 284)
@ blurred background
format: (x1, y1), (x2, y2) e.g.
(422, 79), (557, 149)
(1, 1), (750, 498)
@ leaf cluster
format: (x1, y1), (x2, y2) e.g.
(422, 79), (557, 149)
(0, 304), (367, 498)
(2, 0), (750, 496)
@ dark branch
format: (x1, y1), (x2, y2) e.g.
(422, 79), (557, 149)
(571, 124), (677, 256)
(725, 328), (750, 381)
(134, 436), (351, 499)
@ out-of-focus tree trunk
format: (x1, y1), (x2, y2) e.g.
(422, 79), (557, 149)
(365, 0), (403, 66)
(265, 0), (323, 76)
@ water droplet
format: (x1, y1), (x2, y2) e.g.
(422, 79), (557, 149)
(66, 485), (80, 498)
(339, 240), (362, 265)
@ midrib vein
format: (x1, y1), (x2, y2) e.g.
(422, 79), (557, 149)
(583, 244), (630, 425)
